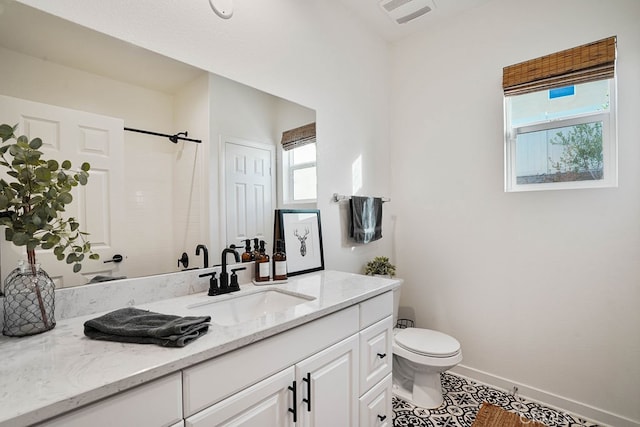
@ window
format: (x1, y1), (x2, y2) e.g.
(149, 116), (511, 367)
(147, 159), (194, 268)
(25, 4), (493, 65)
(285, 143), (316, 201)
(503, 37), (617, 192)
(281, 123), (317, 203)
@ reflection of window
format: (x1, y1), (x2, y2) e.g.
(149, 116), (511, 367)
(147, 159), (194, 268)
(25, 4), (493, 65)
(503, 37), (618, 192)
(287, 143), (316, 201)
(281, 123), (317, 203)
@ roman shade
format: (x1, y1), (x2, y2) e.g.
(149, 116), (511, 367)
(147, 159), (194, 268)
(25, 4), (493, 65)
(281, 122), (316, 151)
(503, 36), (616, 96)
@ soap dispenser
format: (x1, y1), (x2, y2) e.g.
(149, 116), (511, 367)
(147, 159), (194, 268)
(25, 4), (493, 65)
(272, 239), (287, 281)
(241, 239), (254, 262)
(254, 240), (270, 282)
(252, 238), (260, 262)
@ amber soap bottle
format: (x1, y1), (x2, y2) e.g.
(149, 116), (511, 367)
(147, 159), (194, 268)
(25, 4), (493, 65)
(241, 239), (254, 262)
(254, 240), (270, 282)
(272, 239), (287, 281)
(252, 238), (260, 263)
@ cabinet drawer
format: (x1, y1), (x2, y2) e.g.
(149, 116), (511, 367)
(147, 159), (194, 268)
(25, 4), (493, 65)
(359, 316), (393, 395)
(359, 291), (393, 329)
(359, 373), (392, 427)
(38, 372), (183, 427)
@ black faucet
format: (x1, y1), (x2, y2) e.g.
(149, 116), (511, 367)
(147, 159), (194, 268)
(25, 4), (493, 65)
(195, 244), (209, 268)
(220, 245), (241, 291)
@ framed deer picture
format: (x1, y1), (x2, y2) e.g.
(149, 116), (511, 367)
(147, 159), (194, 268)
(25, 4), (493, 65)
(274, 209), (324, 276)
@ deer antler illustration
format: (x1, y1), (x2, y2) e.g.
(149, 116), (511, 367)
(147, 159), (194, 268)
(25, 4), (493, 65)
(294, 227), (310, 256)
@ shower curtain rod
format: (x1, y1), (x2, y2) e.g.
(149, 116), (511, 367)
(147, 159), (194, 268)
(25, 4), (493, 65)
(124, 127), (202, 144)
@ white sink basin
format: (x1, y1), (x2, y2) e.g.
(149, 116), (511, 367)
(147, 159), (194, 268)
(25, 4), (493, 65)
(187, 289), (316, 326)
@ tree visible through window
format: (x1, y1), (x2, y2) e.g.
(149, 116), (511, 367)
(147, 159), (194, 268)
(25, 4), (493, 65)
(550, 122), (603, 181)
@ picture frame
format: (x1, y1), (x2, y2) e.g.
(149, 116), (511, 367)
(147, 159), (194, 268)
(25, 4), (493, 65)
(274, 209), (324, 276)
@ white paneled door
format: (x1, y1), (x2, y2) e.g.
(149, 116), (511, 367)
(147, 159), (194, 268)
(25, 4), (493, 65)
(0, 95), (126, 287)
(224, 139), (275, 248)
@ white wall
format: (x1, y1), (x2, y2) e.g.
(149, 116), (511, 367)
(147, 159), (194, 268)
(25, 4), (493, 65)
(19, 0), (394, 275)
(390, 0), (640, 424)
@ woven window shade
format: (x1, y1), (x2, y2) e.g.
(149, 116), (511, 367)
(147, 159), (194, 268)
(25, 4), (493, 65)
(281, 122), (316, 151)
(503, 36), (616, 96)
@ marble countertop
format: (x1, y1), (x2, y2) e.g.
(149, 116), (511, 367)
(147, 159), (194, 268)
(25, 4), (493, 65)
(0, 270), (399, 427)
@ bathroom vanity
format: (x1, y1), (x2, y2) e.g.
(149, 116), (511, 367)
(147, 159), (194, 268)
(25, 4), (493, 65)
(0, 270), (399, 427)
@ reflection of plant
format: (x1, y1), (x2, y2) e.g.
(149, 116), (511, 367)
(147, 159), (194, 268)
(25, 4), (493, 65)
(0, 124), (98, 273)
(550, 122), (603, 180)
(365, 256), (396, 277)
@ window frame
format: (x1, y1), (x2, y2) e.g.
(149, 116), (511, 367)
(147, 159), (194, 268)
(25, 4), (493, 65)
(282, 143), (317, 204)
(504, 78), (618, 192)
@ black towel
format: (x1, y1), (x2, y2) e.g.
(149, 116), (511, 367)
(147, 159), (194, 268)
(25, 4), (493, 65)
(349, 196), (383, 244)
(84, 307), (211, 347)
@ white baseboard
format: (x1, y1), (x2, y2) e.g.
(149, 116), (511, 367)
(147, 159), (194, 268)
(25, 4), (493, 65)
(450, 364), (640, 427)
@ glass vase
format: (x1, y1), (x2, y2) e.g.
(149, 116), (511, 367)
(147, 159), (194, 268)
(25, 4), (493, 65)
(3, 263), (56, 337)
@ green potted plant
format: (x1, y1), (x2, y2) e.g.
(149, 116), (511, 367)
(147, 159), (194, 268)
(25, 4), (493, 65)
(364, 256), (396, 278)
(0, 123), (98, 336)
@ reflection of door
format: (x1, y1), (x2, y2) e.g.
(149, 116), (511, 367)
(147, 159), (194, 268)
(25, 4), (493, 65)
(0, 95), (125, 287)
(224, 139), (274, 248)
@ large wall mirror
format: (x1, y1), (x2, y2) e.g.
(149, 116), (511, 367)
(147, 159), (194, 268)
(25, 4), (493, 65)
(0, 2), (316, 288)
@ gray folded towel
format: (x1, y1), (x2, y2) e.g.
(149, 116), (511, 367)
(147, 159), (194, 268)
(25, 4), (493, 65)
(84, 307), (211, 347)
(349, 196), (383, 244)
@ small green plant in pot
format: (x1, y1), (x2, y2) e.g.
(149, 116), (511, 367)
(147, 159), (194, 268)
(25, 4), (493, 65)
(364, 256), (396, 277)
(0, 123), (98, 336)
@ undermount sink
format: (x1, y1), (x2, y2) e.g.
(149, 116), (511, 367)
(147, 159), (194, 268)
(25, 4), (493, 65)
(187, 289), (316, 326)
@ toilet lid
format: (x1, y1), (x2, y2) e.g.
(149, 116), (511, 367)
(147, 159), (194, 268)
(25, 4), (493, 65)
(395, 328), (461, 358)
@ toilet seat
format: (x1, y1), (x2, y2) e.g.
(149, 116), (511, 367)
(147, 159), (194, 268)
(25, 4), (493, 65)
(395, 328), (461, 358)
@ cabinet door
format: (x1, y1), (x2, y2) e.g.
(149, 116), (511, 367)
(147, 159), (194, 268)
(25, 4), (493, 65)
(359, 374), (392, 427)
(296, 334), (359, 426)
(185, 367), (295, 427)
(359, 316), (393, 395)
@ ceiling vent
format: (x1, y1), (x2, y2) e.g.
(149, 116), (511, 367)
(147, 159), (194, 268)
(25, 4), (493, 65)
(379, 0), (435, 24)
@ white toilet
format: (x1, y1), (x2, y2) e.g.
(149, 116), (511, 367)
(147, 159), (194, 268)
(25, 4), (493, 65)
(392, 287), (462, 409)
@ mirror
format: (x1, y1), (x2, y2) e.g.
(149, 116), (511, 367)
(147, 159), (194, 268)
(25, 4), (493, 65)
(0, 2), (316, 288)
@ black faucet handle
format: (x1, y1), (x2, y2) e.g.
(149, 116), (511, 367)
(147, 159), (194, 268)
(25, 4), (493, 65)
(199, 271), (219, 296)
(230, 267), (246, 287)
(198, 271), (217, 278)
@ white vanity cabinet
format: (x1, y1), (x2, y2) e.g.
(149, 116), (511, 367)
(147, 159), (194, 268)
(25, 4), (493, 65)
(183, 306), (360, 426)
(37, 372), (183, 427)
(186, 335), (359, 427)
(358, 292), (394, 426)
(30, 288), (395, 427)
(183, 290), (394, 427)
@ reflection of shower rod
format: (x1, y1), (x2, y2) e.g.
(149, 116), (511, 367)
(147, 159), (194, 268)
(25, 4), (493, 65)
(124, 127), (202, 144)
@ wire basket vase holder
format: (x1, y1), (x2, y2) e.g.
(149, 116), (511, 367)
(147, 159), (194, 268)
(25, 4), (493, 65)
(3, 263), (56, 337)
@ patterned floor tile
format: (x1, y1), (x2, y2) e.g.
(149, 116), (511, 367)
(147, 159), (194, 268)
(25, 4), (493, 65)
(392, 372), (601, 427)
